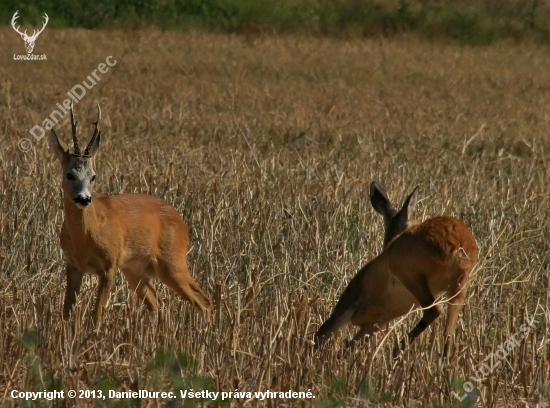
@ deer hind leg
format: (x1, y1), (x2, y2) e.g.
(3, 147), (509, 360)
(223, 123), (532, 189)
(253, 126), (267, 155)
(63, 264), (84, 320)
(92, 268), (116, 324)
(157, 259), (211, 317)
(122, 271), (159, 312)
(392, 274), (442, 354)
(442, 281), (469, 359)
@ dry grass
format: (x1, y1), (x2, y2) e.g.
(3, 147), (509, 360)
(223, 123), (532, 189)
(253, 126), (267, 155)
(0, 28), (549, 407)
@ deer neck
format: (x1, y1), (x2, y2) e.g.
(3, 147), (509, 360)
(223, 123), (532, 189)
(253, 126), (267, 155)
(63, 194), (99, 237)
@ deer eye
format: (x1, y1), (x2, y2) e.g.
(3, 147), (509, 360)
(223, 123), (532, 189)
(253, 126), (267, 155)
(66, 173), (75, 180)
(91, 175), (96, 182)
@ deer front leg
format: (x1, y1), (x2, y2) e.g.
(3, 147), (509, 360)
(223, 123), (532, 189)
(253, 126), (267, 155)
(92, 268), (115, 324)
(63, 263), (83, 320)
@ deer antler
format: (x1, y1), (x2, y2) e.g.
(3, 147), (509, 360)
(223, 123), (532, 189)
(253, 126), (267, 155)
(84, 105), (101, 156)
(11, 11), (28, 38)
(70, 102), (81, 156)
(28, 13), (48, 40)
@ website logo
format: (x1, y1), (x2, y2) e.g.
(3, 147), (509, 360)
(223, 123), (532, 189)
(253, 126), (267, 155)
(12, 11), (48, 60)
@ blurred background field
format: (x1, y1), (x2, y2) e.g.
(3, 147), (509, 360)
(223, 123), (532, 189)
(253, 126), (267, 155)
(2, 0), (550, 45)
(0, 10), (549, 408)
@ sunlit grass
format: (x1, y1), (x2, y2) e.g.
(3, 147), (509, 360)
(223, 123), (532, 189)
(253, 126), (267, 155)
(0, 28), (549, 406)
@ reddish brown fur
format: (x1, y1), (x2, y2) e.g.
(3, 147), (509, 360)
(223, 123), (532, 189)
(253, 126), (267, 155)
(315, 215), (477, 358)
(60, 192), (211, 322)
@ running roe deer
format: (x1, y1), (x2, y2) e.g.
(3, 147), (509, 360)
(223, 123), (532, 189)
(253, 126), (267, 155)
(315, 183), (477, 358)
(48, 104), (211, 323)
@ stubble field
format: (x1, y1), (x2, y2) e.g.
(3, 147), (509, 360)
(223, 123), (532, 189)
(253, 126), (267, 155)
(0, 28), (549, 407)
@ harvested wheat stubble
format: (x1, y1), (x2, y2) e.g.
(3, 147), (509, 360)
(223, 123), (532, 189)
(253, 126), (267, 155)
(0, 28), (549, 407)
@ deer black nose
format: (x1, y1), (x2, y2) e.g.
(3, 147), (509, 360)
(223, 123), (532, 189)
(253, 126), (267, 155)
(74, 196), (92, 206)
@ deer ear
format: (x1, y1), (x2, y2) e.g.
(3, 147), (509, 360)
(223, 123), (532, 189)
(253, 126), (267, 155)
(393, 186), (418, 225)
(370, 181), (396, 220)
(49, 129), (69, 165)
(401, 186), (418, 212)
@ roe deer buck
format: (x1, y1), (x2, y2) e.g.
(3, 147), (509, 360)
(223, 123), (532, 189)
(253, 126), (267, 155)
(49, 104), (211, 323)
(315, 183), (477, 358)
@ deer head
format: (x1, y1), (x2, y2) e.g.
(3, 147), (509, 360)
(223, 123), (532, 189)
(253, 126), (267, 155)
(49, 103), (102, 209)
(11, 11), (49, 54)
(370, 181), (419, 247)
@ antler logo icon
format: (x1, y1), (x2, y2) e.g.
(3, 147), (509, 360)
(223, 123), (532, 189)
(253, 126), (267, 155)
(11, 11), (49, 54)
